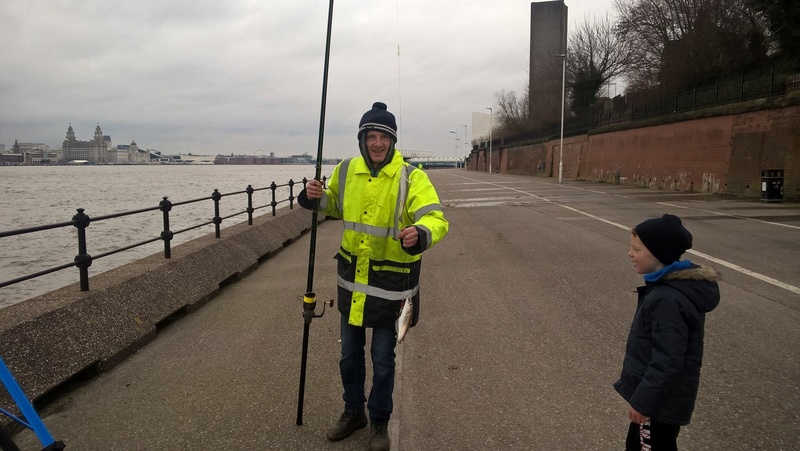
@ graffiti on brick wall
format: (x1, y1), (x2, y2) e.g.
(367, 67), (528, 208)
(703, 173), (720, 193)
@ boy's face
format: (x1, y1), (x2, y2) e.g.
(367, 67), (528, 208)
(628, 233), (664, 275)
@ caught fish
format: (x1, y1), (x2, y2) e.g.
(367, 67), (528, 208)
(395, 298), (413, 343)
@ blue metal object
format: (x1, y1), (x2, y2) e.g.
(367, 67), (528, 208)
(0, 356), (65, 450)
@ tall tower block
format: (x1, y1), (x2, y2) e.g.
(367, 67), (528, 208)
(529, 1), (568, 126)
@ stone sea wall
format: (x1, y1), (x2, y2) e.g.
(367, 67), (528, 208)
(0, 207), (314, 418)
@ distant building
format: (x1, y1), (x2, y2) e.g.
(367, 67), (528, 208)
(13, 141), (51, 154)
(288, 153), (314, 164)
(529, 0), (568, 126)
(3, 140), (59, 165)
(115, 140), (149, 164)
(62, 124), (109, 164)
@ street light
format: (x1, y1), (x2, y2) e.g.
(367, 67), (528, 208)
(486, 107), (492, 174)
(555, 53), (566, 183)
(463, 124), (468, 171)
(449, 131), (458, 168)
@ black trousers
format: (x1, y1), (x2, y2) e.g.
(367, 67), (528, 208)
(626, 420), (681, 450)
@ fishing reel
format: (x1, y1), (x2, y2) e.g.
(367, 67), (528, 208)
(302, 292), (334, 325)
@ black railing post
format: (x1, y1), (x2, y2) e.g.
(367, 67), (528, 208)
(770, 65), (776, 96)
(270, 181), (278, 216)
(212, 189), (222, 238)
(159, 197), (173, 258)
(288, 179), (296, 210)
(740, 73), (745, 101)
(246, 185), (254, 225)
(72, 208), (92, 291)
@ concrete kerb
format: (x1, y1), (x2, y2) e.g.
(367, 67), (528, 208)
(0, 207), (316, 423)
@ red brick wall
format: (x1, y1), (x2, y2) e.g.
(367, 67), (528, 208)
(490, 100), (800, 201)
(580, 115), (734, 193)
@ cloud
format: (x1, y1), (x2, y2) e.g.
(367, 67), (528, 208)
(0, 0), (617, 159)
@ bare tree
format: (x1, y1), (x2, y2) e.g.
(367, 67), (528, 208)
(746, 0), (800, 68)
(493, 86), (531, 138)
(567, 14), (636, 114)
(614, 0), (770, 93)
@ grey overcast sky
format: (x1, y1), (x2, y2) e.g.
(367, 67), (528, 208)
(1, 0), (617, 159)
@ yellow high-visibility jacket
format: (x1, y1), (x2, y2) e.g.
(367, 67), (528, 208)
(316, 151), (448, 328)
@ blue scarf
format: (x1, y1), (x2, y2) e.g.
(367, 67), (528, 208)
(644, 260), (693, 283)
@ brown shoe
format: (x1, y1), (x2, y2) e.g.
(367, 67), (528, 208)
(368, 422), (390, 451)
(326, 410), (368, 441)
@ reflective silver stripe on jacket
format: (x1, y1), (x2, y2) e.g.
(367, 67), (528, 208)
(343, 221), (395, 237)
(337, 158), (352, 212)
(393, 164), (409, 239)
(416, 224), (432, 248)
(413, 203), (442, 222)
(338, 277), (419, 300)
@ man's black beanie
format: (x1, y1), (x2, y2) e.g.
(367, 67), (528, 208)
(634, 214), (693, 265)
(358, 102), (397, 142)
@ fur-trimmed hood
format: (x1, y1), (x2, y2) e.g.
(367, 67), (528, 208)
(660, 264), (721, 313)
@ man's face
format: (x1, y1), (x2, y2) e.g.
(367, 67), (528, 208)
(365, 130), (392, 165)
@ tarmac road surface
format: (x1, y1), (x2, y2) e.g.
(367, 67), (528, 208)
(12, 170), (800, 450)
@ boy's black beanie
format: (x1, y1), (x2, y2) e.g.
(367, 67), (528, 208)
(634, 214), (693, 265)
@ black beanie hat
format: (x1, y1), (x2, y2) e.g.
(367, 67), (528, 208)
(634, 214), (693, 265)
(358, 102), (397, 142)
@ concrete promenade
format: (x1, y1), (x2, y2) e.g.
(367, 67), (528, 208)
(11, 169), (800, 450)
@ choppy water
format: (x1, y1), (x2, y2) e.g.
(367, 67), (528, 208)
(0, 164), (335, 309)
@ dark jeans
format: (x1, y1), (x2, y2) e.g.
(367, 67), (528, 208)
(626, 420), (681, 450)
(339, 314), (397, 423)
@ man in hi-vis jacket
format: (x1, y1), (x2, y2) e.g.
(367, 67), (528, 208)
(299, 102), (448, 451)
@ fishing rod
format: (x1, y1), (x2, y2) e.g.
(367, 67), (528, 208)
(296, 0), (335, 427)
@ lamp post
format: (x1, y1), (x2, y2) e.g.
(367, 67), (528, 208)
(455, 138), (460, 168)
(486, 107), (492, 174)
(463, 124), (468, 171)
(449, 130), (458, 168)
(555, 54), (566, 183)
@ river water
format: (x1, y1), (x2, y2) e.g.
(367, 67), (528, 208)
(0, 164), (336, 309)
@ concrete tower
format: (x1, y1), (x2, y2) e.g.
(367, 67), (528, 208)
(529, 1), (568, 127)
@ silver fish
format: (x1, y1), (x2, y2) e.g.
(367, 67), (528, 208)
(395, 298), (413, 343)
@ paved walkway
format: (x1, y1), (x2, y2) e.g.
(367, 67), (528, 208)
(12, 170), (800, 450)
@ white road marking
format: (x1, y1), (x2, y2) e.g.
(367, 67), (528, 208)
(443, 173), (800, 295)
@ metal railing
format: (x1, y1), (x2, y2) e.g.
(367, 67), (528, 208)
(0, 177), (326, 294)
(482, 65), (799, 150)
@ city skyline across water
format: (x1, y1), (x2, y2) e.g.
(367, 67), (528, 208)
(0, 164), (336, 309)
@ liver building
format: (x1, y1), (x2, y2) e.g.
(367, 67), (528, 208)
(60, 124), (147, 164)
(61, 124), (108, 163)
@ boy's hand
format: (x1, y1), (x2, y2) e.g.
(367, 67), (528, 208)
(628, 406), (648, 424)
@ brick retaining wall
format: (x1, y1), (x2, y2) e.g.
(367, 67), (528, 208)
(474, 92), (800, 201)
